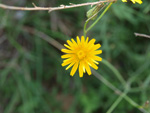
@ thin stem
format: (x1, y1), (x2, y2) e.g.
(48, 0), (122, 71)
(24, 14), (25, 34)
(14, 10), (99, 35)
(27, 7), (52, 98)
(92, 69), (148, 113)
(83, 3), (108, 38)
(134, 32), (150, 39)
(0, 0), (116, 12)
(101, 59), (126, 87)
(128, 61), (150, 85)
(23, 27), (64, 51)
(83, 20), (90, 38)
(92, 69), (121, 93)
(106, 90), (128, 113)
(86, 2), (113, 33)
(107, 84), (130, 113)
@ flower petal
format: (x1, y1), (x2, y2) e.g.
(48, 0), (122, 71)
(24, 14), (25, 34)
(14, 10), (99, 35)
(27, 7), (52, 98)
(91, 44), (101, 51)
(81, 36), (85, 44)
(122, 0), (127, 2)
(66, 61), (76, 70)
(71, 38), (78, 47)
(86, 39), (95, 49)
(70, 62), (78, 76)
(90, 62), (98, 70)
(87, 59), (98, 70)
(76, 36), (81, 45)
(79, 62), (83, 77)
(85, 37), (89, 43)
(92, 56), (102, 61)
(61, 49), (74, 53)
(122, 0), (142, 4)
(61, 54), (73, 59)
(131, 0), (136, 3)
(67, 40), (74, 47)
(88, 39), (96, 45)
(64, 44), (72, 50)
(62, 58), (74, 66)
(92, 59), (99, 65)
(85, 63), (91, 75)
(92, 50), (102, 55)
(81, 61), (86, 73)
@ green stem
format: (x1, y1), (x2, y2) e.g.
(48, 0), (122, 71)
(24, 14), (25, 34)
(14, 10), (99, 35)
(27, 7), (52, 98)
(106, 84), (130, 113)
(101, 59), (126, 87)
(86, 2), (113, 33)
(84, 2), (112, 38)
(128, 61), (150, 85)
(106, 90), (128, 113)
(92, 69), (148, 113)
(83, 19), (90, 38)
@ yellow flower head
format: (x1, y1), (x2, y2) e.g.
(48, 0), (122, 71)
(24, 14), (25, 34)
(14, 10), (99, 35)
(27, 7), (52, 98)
(61, 36), (102, 77)
(122, 0), (143, 4)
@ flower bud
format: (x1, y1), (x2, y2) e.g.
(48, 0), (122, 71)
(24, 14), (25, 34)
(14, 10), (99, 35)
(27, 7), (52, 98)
(86, 3), (104, 20)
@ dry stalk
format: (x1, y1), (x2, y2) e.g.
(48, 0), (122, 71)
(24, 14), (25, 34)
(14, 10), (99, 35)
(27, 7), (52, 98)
(134, 33), (150, 39)
(0, 0), (116, 12)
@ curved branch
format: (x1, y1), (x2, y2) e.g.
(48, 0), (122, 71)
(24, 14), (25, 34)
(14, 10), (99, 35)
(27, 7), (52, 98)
(0, 0), (116, 12)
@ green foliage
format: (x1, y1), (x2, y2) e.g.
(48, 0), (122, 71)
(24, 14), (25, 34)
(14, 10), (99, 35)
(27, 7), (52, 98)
(0, 0), (150, 113)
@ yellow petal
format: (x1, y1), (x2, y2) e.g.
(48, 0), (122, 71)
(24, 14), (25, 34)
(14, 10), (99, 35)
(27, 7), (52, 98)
(85, 37), (89, 43)
(81, 61), (86, 73)
(81, 36), (85, 44)
(92, 56), (102, 61)
(131, 0), (136, 3)
(92, 50), (102, 55)
(67, 40), (73, 47)
(122, 0), (127, 2)
(62, 58), (74, 66)
(92, 44), (101, 51)
(87, 59), (98, 70)
(132, 0), (142, 4)
(76, 36), (81, 45)
(88, 39), (96, 45)
(70, 62), (78, 76)
(122, 0), (143, 4)
(66, 61), (76, 70)
(90, 62), (98, 70)
(71, 38), (78, 47)
(64, 44), (72, 50)
(79, 62), (83, 77)
(61, 49), (73, 53)
(138, 0), (143, 4)
(86, 39), (95, 50)
(85, 63), (91, 75)
(92, 59), (99, 65)
(61, 54), (73, 59)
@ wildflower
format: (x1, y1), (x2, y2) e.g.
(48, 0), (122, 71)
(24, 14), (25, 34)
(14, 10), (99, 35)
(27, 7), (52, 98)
(61, 36), (102, 77)
(122, 0), (143, 4)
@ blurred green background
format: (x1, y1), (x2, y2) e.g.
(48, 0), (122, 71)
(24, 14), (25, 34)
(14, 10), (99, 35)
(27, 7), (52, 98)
(0, 0), (150, 113)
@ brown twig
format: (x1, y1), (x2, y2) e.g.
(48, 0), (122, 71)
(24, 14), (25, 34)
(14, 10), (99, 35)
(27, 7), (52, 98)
(134, 33), (150, 39)
(0, 0), (116, 12)
(23, 27), (64, 51)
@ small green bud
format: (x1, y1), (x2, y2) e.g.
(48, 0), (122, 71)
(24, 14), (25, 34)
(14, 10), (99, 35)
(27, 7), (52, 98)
(86, 3), (104, 20)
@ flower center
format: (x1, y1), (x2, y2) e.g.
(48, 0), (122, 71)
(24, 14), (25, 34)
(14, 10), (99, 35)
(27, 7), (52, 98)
(77, 50), (85, 60)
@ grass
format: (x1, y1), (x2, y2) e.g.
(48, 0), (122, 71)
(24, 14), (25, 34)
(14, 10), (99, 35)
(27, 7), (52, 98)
(0, 0), (150, 113)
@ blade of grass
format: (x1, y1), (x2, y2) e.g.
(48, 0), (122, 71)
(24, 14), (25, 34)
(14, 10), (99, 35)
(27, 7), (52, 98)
(4, 90), (20, 113)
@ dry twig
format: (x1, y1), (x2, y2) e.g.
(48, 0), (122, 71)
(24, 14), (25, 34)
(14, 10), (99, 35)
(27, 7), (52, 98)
(134, 33), (150, 39)
(0, 0), (116, 12)
(23, 27), (64, 51)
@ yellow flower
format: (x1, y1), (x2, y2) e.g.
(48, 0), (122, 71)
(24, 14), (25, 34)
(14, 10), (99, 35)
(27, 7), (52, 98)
(61, 36), (102, 77)
(122, 0), (143, 4)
